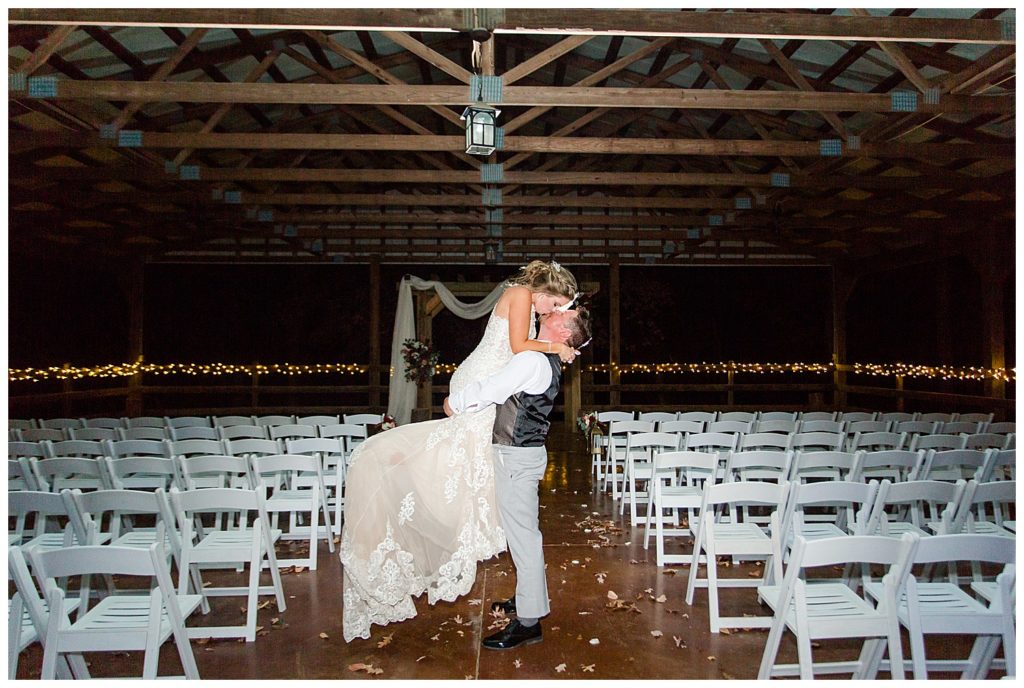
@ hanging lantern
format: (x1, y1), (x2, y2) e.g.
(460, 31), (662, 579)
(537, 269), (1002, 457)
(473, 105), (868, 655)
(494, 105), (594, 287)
(461, 104), (501, 155)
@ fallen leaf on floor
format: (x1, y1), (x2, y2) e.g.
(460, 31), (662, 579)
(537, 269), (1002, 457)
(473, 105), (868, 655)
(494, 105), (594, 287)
(595, 572), (607, 584)
(551, 626), (559, 631)
(319, 632), (329, 639)
(514, 659), (522, 668)
(555, 663), (567, 673)
(581, 664), (595, 673)
(465, 675), (473, 680)
(457, 630), (465, 637)
(707, 656), (716, 662)
(258, 600), (272, 610)
(293, 567), (306, 573)
(644, 587), (654, 594)
(662, 569), (677, 576)
(416, 656), (427, 662)
(673, 636), (685, 648)
(453, 615), (464, 624)
(722, 671), (736, 679)
(811, 642), (821, 648)
(748, 570), (762, 577)
(589, 638), (600, 645)
(431, 634), (440, 641)
(468, 599), (482, 606)
(257, 630), (270, 637)
(607, 590), (619, 601)
(666, 609), (679, 614)
(629, 559), (640, 565)
(195, 638), (210, 645)
(635, 593), (644, 600)
(255, 626), (264, 633)
(650, 630), (663, 637)
(578, 611), (592, 615)
(377, 633), (393, 648)
(720, 628), (733, 635)
(497, 571), (508, 576)
(655, 594), (667, 603)
(347, 663), (383, 675)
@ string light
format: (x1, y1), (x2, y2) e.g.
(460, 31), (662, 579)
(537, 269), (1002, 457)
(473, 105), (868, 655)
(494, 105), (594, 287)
(8, 361), (1015, 384)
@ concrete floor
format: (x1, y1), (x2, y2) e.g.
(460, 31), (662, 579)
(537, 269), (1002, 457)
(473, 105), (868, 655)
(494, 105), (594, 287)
(14, 431), (1005, 680)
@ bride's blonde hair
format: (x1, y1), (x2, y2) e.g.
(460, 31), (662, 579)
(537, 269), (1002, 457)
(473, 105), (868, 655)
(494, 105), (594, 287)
(506, 260), (577, 299)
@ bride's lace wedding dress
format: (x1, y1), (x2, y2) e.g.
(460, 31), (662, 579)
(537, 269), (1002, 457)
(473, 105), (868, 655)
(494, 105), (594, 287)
(341, 307), (533, 641)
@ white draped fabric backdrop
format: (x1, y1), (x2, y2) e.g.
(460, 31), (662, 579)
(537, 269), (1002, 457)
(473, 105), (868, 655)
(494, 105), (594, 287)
(386, 276), (506, 425)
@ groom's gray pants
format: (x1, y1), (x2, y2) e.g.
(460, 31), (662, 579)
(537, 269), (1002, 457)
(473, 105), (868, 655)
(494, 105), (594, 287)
(493, 444), (550, 620)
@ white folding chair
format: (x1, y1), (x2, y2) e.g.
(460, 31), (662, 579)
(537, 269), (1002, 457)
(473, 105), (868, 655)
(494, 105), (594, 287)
(254, 415), (297, 427)
(685, 480), (789, 632)
(218, 424), (269, 441)
(19, 428), (66, 442)
(590, 412), (635, 482)
(799, 411), (837, 422)
(986, 422), (1015, 436)
(30, 456), (109, 493)
(8, 546), (81, 679)
(10, 419), (38, 431)
(759, 411), (798, 422)
(643, 449), (718, 566)
(920, 448), (987, 481)
(797, 420), (845, 435)
(118, 426), (168, 441)
(838, 411), (878, 423)
(863, 479), (964, 539)
(737, 432), (791, 452)
(8, 453), (39, 492)
(851, 449), (925, 483)
(909, 432), (967, 452)
(39, 418), (84, 431)
(895, 420), (939, 437)
(620, 431), (679, 526)
(941, 420), (983, 435)
(685, 431), (739, 483)
(919, 412), (956, 424)
(343, 413), (385, 426)
(249, 453), (334, 569)
(848, 431), (905, 453)
(723, 450), (792, 527)
(604, 420), (655, 498)
(957, 412), (995, 425)
(717, 411), (756, 423)
(868, 534), (1015, 679)
(778, 480), (878, 553)
(27, 543), (201, 679)
(213, 415), (256, 428)
(965, 433), (1013, 451)
(957, 480), (1016, 538)
(752, 419), (799, 435)
(789, 431), (845, 454)
(126, 416), (166, 429)
(757, 533), (916, 679)
(286, 437), (347, 535)
(637, 411), (677, 424)
(8, 491), (80, 553)
(169, 486), (287, 642)
(980, 448), (1015, 483)
(268, 424), (318, 443)
(788, 449), (858, 482)
(68, 427), (119, 441)
(296, 415), (340, 426)
(656, 419), (702, 445)
(705, 419), (752, 435)
(676, 411), (715, 424)
(846, 419), (891, 434)
(169, 425), (220, 441)
(164, 416), (213, 429)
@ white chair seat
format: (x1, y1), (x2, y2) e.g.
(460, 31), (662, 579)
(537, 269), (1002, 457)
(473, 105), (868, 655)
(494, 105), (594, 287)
(9, 534), (21, 545)
(868, 522), (930, 538)
(793, 523), (847, 542)
(710, 522), (771, 551)
(864, 580), (992, 619)
(193, 528), (282, 558)
(970, 581), (1002, 605)
(658, 484), (702, 505)
(759, 582), (891, 637)
(24, 531), (110, 552)
(967, 521), (1015, 538)
(62, 593), (203, 648)
(110, 530), (175, 550)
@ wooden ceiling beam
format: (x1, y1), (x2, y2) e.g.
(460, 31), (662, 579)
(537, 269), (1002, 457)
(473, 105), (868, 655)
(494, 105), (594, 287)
(502, 35), (594, 86)
(379, 31), (473, 84)
(10, 9), (1013, 44)
(14, 130), (1012, 161)
(33, 81), (1012, 114)
(15, 24), (78, 76)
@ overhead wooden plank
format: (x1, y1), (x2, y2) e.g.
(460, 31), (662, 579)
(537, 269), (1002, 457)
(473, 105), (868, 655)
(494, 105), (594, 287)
(31, 81), (1013, 113)
(16, 24), (78, 76)
(9, 9), (1014, 44)
(759, 39), (848, 137)
(850, 9), (932, 92)
(15, 130), (1013, 161)
(379, 31), (473, 84)
(501, 34), (594, 85)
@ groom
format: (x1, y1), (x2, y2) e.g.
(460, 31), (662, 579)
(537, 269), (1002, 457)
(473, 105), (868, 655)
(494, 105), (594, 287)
(444, 307), (592, 650)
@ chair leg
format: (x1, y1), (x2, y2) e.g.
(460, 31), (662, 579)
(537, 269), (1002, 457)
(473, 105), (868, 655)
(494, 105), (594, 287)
(142, 592), (163, 678)
(8, 594), (23, 679)
(706, 540), (721, 633)
(1002, 607), (1016, 677)
(794, 616), (815, 679)
(854, 638), (886, 679)
(308, 507), (319, 571)
(758, 607), (788, 679)
(885, 617), (905, 679)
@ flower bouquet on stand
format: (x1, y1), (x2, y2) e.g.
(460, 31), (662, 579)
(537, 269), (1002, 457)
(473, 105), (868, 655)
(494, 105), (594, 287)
(577, 410), (599, 437)
(401, 338), (440, 386)
(369, 414), (397, 436)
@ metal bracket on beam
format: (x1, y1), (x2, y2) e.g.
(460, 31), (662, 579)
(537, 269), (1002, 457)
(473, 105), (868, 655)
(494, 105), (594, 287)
(258, 210), (273, 222)
(482, 188), (502, 206)
(735, 197), (752, 210)
(284, 224), (298, 237)
(891, 90), (918, 112)
(27, 76), (57, 98)
(100, 124), (117, 139)
(687, 229), (700, 240)
(470, 74), (503, 103)
(847, 136), (861, 151)
(164, 161), (177, 174)
(709, 215), (723, 226)
(117, 130), (142, 147)
(9, 73), (26, 92)
(462, 8), (505, 30)
(924, 88), (941, 105)
(819, 139), (842, 157)
(481, 164), (504, 183)
(770, 172), (790, 188)
(179, 165), (200, 180)
(224, 190), (241, 204)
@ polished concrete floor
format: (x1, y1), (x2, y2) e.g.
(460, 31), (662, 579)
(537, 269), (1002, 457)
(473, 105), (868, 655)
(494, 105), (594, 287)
(14, 431), (1005, 680)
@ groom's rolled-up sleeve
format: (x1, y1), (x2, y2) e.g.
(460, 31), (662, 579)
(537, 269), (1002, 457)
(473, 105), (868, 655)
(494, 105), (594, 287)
(448, 352), (552, 414)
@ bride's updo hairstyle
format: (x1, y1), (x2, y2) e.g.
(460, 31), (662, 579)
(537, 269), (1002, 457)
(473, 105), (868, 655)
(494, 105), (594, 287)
(506, 260), (578, 299)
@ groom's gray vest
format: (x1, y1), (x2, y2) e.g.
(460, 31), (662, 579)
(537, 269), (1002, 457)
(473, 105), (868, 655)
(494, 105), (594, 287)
(492, 354), (562, 448)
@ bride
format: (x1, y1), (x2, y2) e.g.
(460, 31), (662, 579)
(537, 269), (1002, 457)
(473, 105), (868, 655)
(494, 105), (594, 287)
(341, 260), (579, 641)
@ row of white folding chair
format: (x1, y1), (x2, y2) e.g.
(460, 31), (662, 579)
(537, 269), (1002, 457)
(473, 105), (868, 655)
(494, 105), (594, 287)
(11, 414), (382, 440)
(9, 542), (202, 679)
(756, 532), (1014, 679)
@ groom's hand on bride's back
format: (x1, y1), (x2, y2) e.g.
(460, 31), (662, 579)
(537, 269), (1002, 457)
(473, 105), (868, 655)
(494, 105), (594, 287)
(443, 397), (453, 416)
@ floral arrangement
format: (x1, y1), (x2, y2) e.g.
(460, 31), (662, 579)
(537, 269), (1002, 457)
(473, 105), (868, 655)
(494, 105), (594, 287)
(371, 414), (397, 434)
(576, 410), (599, 436)
(401, 338), (440, 385)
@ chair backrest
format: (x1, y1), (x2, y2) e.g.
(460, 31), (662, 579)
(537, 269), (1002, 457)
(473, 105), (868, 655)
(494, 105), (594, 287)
(894, 420), (938, 436)
(249, 453), (323, 488)
(625, 431), (681, 454)
(82, 417), (124, 430)
(10, 419), (37, 431)
(169, 425), (220, 441)
(758, 411), (798, 422)
(797, 420), (844, 434)
(921, 448), (987, 481)
(317, 424), (368, 451)
(964, 433), (1011, 451)
(845, 420), (891, 434)
(104, 456), (180, 491)
(126, 416), (166, 429)
(706, 420), (752, 434)
(218, 425), (269, 441)
(9, 490), (72, 541)
(724, 450), (792, 483)
(177, 454), (252, 490)
(939, 421), (982, 435)
(608, 420), (655, 437)
(685, 432), (739, 452)
(788, 532), (916, 572)
(909, 433), (966, 452)
(8, 546), (51, 653)
(657, 419), (703, 436)
(9, 440), (48, 459)
(19, 428), (66, 442)
(752, 419), (798, 435)
(221, 438), (280, 459)
(167, 438), (226, 458)
(268, 424), (318, 441)
(850, 431), (905, 452)
(918, 412), (955, 423)
(783, 479), (879, 536)
(956, 412), (995, 425)
(169, 486), (265, 525)
(789, 450), (858, 482)
(865, 478), (962, 534)
(651, 450), (718, 486)
(637, 412), (677, 423)
(39, 418), (84, 431)
(789, 431), (844, 452)
(107, 439), (170, 459)
(837, 412), (877, 423)
(45, 440), (107, 459)
(118, 426), (168, 441)
(597, 411), (635, 422)
(959, 480), (1016, 532)
(738, 432), (791, 451)
(702, 478), (789, 511)
(31, 458), (108, 492)
(909, 533), (1013, 570)
(9, 457), (37, 490)
(254, 415), (297, 427)
(717, 411), (756, 423)
(65, 487), (171, 545)
(852, 449), (925, 482)
(343, 413), (384, 426)
(164, 416), (212, 429)
(212, 415), (256, 428)
(68, 427), (119, 441)
(879, 412), (915, 424)
(798, 411), (836, 422)
(980, 448), (1015, 482)
(676, 412), (716, 424)
(296, 415), (341, 426)
(986, 422), (1015, 435)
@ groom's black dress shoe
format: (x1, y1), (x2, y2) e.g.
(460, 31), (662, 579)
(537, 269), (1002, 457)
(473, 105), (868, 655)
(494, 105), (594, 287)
(482, 619), (542, 650)
(490, 597), (516, 615)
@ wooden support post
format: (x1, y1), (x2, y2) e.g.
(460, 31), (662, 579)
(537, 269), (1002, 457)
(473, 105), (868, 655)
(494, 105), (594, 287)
(126, 258), (144, 417)
(608, 258), (621, 408)
(974, 253), (1010, 402)
(61, 363), (72, 418)
(415, 291), (434, 415)
(368, 258), (381, 409)
(935, 260), (953, 365)
(832, 263), (858, 411)
(565, 360), (581, 433)
(895, 375), (905, 412)
(251, 364), (260, 412)
(727, 365), (735, 408)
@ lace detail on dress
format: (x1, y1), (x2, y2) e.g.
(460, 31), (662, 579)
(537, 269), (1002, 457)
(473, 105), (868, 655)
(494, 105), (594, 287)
(341, 304), (533, 642)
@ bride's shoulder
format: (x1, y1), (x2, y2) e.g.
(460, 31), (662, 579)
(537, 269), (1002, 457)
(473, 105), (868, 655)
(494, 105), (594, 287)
(494, 284), (530, 316)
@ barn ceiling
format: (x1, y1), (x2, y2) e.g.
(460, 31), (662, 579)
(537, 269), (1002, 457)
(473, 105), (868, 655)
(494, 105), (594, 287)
(8, 8), (1016, 266)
